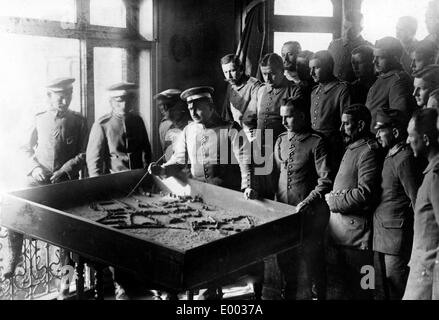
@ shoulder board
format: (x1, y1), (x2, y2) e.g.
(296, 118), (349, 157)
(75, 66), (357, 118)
(366, 139), (380, 150)
(278, 131), (288, 139)
(97, 113), (112, 124)
(310, 132), (324, 140)
(248, 77), (262, 85)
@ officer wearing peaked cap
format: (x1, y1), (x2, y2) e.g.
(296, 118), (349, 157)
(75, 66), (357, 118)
(271, 97), (332, 300)
(86, 82), (152, 299)
(154, 89), (191, 161)
(22, 76), (87, 185)
(5, 77), (88, 297)
(373, 108), (423, 300)
(150, 85), (256, 198)
(366, 36), (417, 133)
(150, 86), (259, 299)
(86, 82), (151, 178)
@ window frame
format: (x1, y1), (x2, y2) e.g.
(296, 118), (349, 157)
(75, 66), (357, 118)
(0, 0), (155, 131)
(268, 0), (343, 53)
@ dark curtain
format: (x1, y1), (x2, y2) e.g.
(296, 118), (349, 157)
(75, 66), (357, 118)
(236, 0), (267, 80)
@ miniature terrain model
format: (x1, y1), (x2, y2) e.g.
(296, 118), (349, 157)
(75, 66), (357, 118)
(0, 169), (302, 296)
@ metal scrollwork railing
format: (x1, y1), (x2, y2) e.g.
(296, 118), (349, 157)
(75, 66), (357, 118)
(0, 230), (91, 300)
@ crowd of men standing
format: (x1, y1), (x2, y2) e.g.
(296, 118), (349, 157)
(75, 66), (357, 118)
(2, 1), (439, 301)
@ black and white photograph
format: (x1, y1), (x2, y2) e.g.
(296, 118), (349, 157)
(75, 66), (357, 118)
(0, 0), (438, 308)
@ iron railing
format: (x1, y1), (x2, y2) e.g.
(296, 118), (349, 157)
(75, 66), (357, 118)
(0, 229), (91, 300)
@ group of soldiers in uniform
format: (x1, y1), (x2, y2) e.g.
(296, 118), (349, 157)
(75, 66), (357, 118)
(2, 2), (439, 301)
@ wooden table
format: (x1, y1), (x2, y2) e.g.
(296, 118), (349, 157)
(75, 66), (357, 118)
(0, 169), (302, 299)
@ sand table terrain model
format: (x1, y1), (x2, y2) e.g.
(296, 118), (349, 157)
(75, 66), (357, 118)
(68, 192), (275, 251)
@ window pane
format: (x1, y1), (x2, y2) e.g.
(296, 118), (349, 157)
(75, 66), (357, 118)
(0, 33), (80, 191)
(94, 47), (128, 119)
(0, 0), (76, 23)
(90, 0), (126, 28)
(139, 0), (154, 40)
(274, 32), (333, 54)
(362, 0), (430, 44)
(274, 0), (333, 17)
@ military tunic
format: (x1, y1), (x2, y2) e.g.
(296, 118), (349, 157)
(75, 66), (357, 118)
(365, 68), (417, 134)
(255, 77), (303, 143)
(373, 143), (421, 256)
(403, 154), (439, 300)
(310, 80), (351, 171)
(221, 75), (262, 131)
(164, 116), (253, 191)
(272, 130), (332, 300)
(328, 36), (372, 83)
(326, 137), (382, 250)
(22, 109), (87, 182)
(86, 112), (152, 177)
(349, 76), (377, 105)
(272, 131), (332, 206)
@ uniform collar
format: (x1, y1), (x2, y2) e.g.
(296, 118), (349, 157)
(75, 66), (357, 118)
(379, 67), (403, 79)
(317, 80), (339, 94)
(347, 137), (368, 150)
(231, 75), (249, 90)
(387, 142), (406, 158)
(423, 153), (439, 174)
(288, 131), (311, 142)
(202, 113), (226, 129)
(267, 76), (289, 93)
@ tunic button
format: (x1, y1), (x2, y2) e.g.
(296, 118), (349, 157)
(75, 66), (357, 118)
(350, 220), (355, 225)
(421, 270), (427, 276)
(435, 260), (439, 264)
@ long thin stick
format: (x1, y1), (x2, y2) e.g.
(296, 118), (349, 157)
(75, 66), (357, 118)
(126, 153), (167, 198)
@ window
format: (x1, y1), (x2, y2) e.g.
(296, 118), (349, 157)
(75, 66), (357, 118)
(274, 32), (333, 53)
(90, 0), (126, 28)
(93, 47), (128, 119)
(362, 0), (430, 44)
(0, 0), (76, 23)
(271, 0), (339, 56)
(274, 0), (333, 17)
(0, 0), (154, 194)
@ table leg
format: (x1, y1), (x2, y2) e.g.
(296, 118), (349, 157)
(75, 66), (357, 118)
(75, 257), (85, 300)
(93, 265), (105, 300)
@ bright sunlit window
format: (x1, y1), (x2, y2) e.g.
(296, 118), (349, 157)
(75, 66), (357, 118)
(0, 0), (76, 22)
(274, 0), (333, 17)
(90, 0), (126, 28)
(362, 0), (430, 44)
(274, 32), (333, 54)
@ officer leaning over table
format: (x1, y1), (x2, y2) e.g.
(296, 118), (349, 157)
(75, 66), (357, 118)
(1, 77), (88, 300)
(149, 86), (259, 299)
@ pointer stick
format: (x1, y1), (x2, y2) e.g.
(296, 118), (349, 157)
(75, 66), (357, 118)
(126, 153), (166, 198)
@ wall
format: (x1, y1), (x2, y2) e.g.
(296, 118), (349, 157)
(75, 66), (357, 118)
(156, 0), (240, 108)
